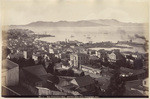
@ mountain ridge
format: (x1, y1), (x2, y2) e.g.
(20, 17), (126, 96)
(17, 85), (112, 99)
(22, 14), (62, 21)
(10, 19), (144, 27)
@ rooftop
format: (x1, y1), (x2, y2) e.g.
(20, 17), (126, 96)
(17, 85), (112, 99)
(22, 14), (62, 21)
(2, 59), (19, 70)
(22, 65), (47, 76)
(71, 75), (95, 87)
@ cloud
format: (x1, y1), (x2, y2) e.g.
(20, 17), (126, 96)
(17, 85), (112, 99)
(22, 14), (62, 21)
(98, 8), (133, 22)
(1, 0), (148, 25)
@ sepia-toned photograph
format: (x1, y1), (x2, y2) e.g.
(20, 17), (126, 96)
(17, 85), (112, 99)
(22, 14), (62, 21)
(1, 0), (149, 98)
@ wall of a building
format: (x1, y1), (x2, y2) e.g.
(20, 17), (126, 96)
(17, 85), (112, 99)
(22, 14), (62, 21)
(2, 67), (19, 86)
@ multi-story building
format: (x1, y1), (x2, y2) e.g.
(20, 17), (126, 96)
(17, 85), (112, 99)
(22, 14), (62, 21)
(70, 53), (89, 68)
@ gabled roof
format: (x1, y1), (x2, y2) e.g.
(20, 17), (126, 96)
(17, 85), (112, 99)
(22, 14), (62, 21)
(22, 65), (47, 76)
(2, 59), (19, 70)
(71, 75), (94, 87)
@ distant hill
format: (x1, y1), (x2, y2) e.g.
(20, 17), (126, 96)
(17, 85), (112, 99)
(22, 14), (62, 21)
(89, 19), (143, 26)
(25, 20), (105, 27)
(9, 19), (144, 27)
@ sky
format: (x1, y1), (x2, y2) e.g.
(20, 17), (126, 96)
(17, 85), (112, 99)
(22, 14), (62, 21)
(1, 0), (149, 25)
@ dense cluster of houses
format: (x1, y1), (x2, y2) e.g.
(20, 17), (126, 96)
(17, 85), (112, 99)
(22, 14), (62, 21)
(2, 30), (148, 97)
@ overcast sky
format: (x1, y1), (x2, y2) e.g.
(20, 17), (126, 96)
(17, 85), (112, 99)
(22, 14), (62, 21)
(1, 0), (149, 25)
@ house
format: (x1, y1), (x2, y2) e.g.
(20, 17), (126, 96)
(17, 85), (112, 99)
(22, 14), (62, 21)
(56, 78), (81, 95)
(2, 59), (19, 86)
(81, 65), (101, 75)
(70, 75), (95, 94)
(23, 50), (33, 59)
(96, 49), (108, 62)
(107, 51), (116, 63)
(70, 53), (89, 68)
(142, 78), (149, 95)
(20, 65), (61, 96)
(71, 75), (95, 87)
(143, 78), (148, 88)
(88, 50), (96, 56)
(49, 47), (54, 54)
(124, 79), (148, 96)
(32, 53), (41, 62)
(96, 49), (105, 56)
(49, 47), (59, 54)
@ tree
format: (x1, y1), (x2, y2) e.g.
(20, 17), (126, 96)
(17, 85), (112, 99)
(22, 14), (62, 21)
(105, 69), (126, 96)
(27, 58), (35, 66)
(94, 82), (101, 96)
(47, 62), (55, 74)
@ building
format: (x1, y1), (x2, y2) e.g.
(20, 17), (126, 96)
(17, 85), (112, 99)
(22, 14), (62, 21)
(56, 78), (81, 95)
(70, 75), (96, 95)
(49, 48), (54, 54)
(70, 53), (89, 68)
(20, 65), (61, 96)
(96, 49), (108, 62)
(89, 56), (99, 61)
(107, 51), (116, 62)
(2, 59), (19, 86)
(81, 65), (101, 75)
(32, 53), (41, 62)
(70, 76), (95, 88)
(143, 78), (148, 88)
(124, 79), (148, 96)
(23, 50), (33, 59)
(59, 52), (71, 60)
(88, 50), (96, 56)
